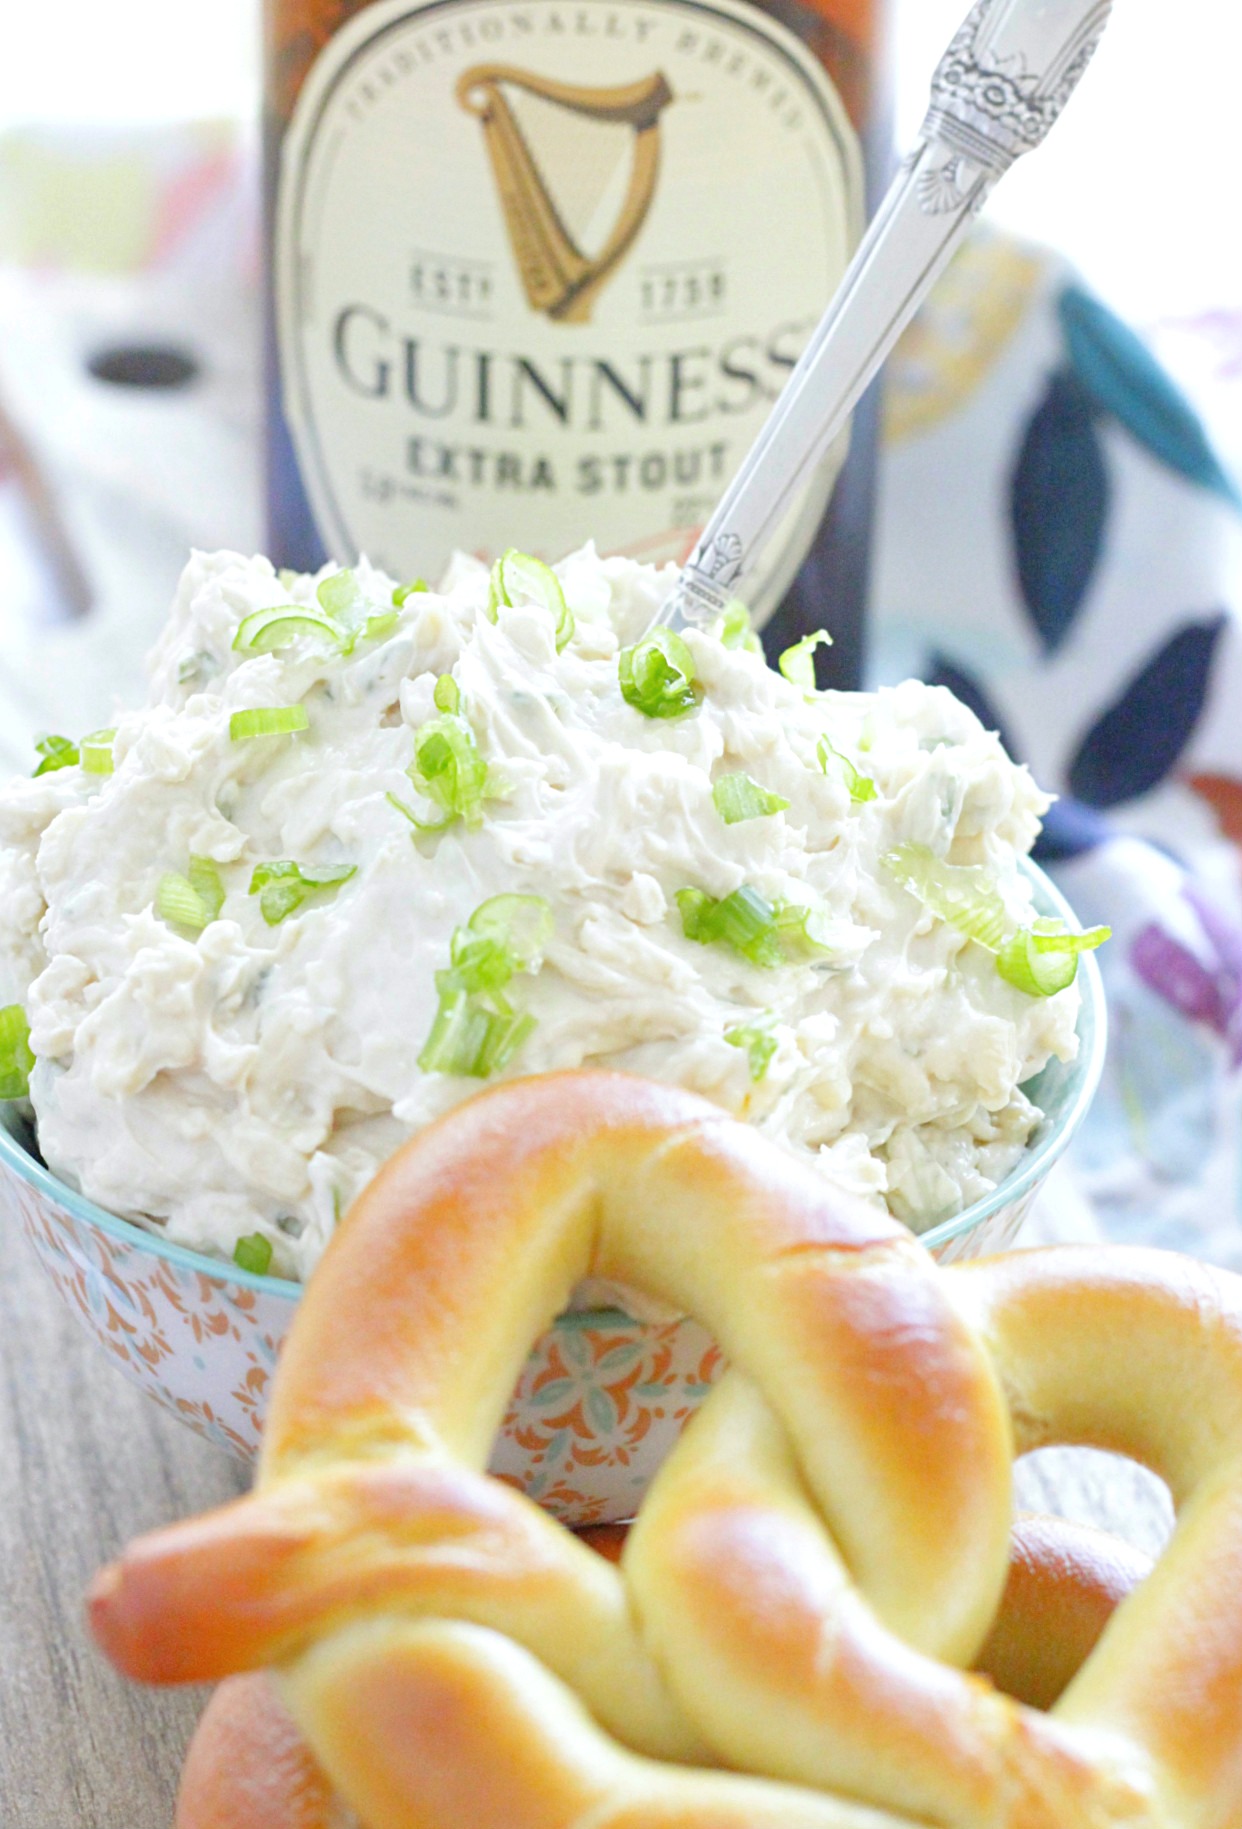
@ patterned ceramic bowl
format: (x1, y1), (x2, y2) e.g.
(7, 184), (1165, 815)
(0, 867), (1104, 1526)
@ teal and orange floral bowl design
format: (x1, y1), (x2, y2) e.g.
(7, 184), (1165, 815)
(0, 880), (1105, 1526)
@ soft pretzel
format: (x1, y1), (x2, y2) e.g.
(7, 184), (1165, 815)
(175, 1513), (1151, 1829)
(88, 1072), (1242, 1828)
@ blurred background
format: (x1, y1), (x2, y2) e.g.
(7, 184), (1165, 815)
(2, 0), (1242, 1267)
(2, 0), (1238, 652)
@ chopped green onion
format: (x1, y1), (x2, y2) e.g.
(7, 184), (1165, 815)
(32, 734), (79, 777)
(441, 933), (517, 998)
(773, 901), (835, 958)
(778, 629), (832, 693)
(817, 736), (877, 804)
(313, 568), (372, 653)
(404, 697), (502, 833)
(233, 1233), (273, 1276)
(158, 856), (225, 932)
(438, 895), (553, 999)
(619, 627), (700, 720)
(248, 860), (356, 925)
(725, 1013), (778, 1082)
(80, 729), (117, 775)
(486, 549), (574, 651)
(885, 844), (1008, 952)
(418, 988), (492, 1076)
(887, 844), (1110, 994)
(996, 921), (1111, 997)
(419, 896), (551, 1078)
(232, 605), (343, 655)
(677, 884), (832, 968)
(188, 856), (225, 923)
(393, 578), (429, 606)
(0, 1005), (35, 1101)
(364, 609), (401, 642)
(712, 773), (790, 825)
(433, 674), (461, 714)
(317, 568), (363, 622)
(677, 885), (781, 967)
(716, 600), (761, 653)
(466, 894), (553, 968)
(157, 872), (210, 932)
(236, 573), (400, 654)
(418, 989), (534, 1078)
(229, 705), (309, 741)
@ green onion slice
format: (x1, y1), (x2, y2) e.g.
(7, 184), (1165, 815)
(996, 921), (1111, 997)
(715, 599), (761, 653)
(778, 629), (832, 692)
(393, 578), (429, 606)
(232, 605), (343, 655)
(187, 856), (225, 922)
(677, 884), (832, 968)
(80, 729), (117, 775)
(439, 894), (553, 998)
(229, 706), (309, 741)
(0, 1005), (35, 1101)
(486, 549), (574, 651)
(619, 627), (700, 720)
(314, 568), (375, 654)
(418, 894), (552, 1078)
(248, 860), (356, 925)
(364, 609), (401, 642)
(712, 773), (790, 825)
(887, 844), (1109, 994)
(725, 1012), (778, 1082)
(774, 902), (835, 958)
(440, 937), (516, 999)
(467, 893), (553, 968)
(317, 568), (363, 623)
(157, 871), (211, 932)
(885, 843), (1009, 952)
(33, 734), (79, 777)
(817, 736), (877, 804)
(158, 857), (226, 932)
(235, 572), (401, 655)
(408, 710), (495, 831)
(433, 674), (461, 715)
(233, 1233), (273, 1276)
(677, 885), (782, 968)
(418, 988), (535, 1078)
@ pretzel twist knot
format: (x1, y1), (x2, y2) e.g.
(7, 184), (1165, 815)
(89, 1073), (1242, 1829)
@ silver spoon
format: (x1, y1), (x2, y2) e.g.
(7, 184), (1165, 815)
(658, 0), (1113, 634)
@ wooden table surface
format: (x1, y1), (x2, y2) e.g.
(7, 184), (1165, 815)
(0, 1191), (1175, 1829)
(0, 1214), (245, 1828)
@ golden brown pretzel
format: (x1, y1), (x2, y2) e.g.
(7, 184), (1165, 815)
(88, 1073), (1242, 1829)
(175, 1513), (1151, 1829)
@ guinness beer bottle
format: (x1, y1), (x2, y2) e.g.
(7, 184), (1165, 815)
(264, 0), (890, 683)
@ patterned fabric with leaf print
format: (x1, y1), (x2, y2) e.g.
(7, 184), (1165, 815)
(873, 229), (1242, 1272)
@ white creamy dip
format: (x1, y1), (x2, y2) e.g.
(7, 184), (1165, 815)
(0, 547), (1077, 1282)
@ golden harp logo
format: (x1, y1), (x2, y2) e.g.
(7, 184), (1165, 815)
(457, 64), (673, 324)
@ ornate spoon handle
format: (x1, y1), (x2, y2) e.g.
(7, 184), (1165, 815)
(660, 0), (1112, 632)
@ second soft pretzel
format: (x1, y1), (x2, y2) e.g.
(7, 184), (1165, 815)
(89, 1073), (1242, 1828)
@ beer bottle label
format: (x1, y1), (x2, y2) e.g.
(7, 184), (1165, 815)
(276, 0), (861, 614)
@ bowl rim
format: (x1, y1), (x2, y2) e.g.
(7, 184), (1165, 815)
(0, 859), (1106, 1304)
